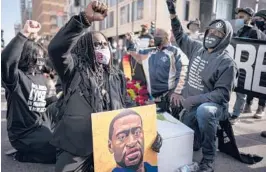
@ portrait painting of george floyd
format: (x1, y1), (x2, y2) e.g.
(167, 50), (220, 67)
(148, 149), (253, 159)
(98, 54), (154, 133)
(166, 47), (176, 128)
(92, 104), (158, 172)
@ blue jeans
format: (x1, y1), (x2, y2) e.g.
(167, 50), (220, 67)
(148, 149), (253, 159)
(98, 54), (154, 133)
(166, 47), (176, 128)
(232, 93), (246, 117)
(182, 103), (227, 161)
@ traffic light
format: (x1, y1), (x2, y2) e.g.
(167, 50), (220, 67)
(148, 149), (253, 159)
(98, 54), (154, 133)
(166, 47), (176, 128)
(150, 21), (155, 35)
(74, 0), (80, 7)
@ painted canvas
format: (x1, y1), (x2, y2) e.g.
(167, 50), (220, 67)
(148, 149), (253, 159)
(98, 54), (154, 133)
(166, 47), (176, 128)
(92, 104), (158, 172)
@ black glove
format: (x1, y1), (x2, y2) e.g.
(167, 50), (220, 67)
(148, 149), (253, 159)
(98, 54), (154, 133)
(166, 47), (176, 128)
(152, 132), (163, 153)
(166, 0), (177, 15)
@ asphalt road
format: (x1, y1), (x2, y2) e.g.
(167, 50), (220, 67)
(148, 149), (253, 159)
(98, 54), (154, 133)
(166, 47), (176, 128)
(1, 88), (266, 172)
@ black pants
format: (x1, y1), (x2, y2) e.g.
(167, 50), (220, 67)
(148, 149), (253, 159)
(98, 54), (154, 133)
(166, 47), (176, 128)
(55, 151), (94, 172)
(10, 102), (58, 164)
(10, 125), (56, 164)
(246, 95), (266, 107)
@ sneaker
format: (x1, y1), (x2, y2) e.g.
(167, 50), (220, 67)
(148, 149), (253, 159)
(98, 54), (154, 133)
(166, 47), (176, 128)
(196, 158), (214, 172)
(253, 106), (265, 119)
(243, 104), (252, 113)
(230, 115), (240, 125)
(261, 131), (266, 138)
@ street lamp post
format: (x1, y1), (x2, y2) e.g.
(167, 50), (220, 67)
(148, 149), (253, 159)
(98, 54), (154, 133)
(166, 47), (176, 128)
(132, 0), (135, 33)
(255, 0), (260, 12)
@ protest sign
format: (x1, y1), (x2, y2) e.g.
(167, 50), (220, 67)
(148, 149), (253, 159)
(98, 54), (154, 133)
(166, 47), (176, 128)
(227, 38), (266, 98)
(91, 105), (158, 172)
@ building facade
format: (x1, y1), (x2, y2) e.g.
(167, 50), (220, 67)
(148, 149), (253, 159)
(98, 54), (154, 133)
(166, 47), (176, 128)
(32, 0), (67, 38)
(20, 0), (33, 26)
(66, 0), (200, 40)
(65, 0), (264, 43)
(237, 0), (266, 12)
(14, 24), (22, 35)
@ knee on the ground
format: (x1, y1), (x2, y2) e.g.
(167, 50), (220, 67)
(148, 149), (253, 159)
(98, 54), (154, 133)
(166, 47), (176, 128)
(196, 103), (219, 122)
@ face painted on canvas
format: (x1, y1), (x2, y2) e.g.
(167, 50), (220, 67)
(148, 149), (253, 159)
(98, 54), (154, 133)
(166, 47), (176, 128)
(108, 111), (145, 171)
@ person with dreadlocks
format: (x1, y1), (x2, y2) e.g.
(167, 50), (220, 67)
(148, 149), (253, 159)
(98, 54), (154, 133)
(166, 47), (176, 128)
(1, 20), (56, 164)
(48, 1), (162, 171)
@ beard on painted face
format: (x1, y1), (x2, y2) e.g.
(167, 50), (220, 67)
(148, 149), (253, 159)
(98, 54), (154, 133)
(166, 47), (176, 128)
(116, 146), (144, 171)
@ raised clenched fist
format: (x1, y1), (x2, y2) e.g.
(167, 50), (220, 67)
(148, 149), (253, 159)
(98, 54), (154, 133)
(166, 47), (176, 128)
(23, 20), (41, 39)
(23, 20), (41, 34)
(85, 1), (108, 22)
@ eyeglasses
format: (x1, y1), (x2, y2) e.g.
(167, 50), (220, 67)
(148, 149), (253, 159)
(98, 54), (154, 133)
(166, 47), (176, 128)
(93, 41), (108, 49)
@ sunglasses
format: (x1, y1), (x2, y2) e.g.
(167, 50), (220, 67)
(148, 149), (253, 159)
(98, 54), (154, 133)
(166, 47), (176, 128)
(93, 41), (108, 49)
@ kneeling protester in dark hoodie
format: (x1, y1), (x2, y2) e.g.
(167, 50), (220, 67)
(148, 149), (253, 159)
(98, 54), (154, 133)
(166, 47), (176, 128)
(166, 1), (263, 171)
(166, 1), (238, 172)
(1, 20), (56, 164)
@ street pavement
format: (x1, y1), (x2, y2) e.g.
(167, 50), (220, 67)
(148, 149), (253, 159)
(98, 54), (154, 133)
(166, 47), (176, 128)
(1, 88), (266, 172)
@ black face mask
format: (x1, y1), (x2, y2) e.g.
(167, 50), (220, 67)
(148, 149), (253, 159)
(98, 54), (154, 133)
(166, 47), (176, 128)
(255, 21), (265, 31)
(154, 37), (163, 46)
(204, 34), (222, 49)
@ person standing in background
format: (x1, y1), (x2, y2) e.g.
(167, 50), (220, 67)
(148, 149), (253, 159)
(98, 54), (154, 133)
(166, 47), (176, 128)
(234, 8), (257, 38)
(243, 9), (266, 119)
(131, 24), (154, 84)
(230, 7), (255, 125)
(187, 19), (203, 40)
(139, 24), (154, 47)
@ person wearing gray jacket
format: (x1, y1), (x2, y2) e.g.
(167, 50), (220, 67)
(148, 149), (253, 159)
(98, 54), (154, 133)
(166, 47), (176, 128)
(166, 1), (238, 172)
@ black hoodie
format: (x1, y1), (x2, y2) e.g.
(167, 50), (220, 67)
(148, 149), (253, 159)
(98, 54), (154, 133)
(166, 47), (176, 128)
(1, 33), (48, 141)
(171, 17), (238, 111)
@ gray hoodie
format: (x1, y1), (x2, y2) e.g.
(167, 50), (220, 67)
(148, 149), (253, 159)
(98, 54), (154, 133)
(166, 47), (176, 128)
(171, 17), (238, 109)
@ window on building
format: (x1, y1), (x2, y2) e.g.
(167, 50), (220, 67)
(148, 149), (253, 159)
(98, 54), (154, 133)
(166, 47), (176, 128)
(120, 4), (130, 25)
(107, 11), (114, 28)
(132, 0), (144, 21)
(185, 0), (190, 21)
(99, 18), (107, 30)
(57, 15), (64, 28)
(108, 0), (116, 7)
(84, 0), (90, 6)
(51, 25), (57, 30)
(91, 23), (96, 31)
(51, 16), (57, 24)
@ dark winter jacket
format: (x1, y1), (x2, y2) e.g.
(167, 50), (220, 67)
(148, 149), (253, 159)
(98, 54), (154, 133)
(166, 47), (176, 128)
(48, 15), (135, 156)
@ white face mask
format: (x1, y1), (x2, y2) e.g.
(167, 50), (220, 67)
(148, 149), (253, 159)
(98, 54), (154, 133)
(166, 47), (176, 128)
(235, 19), (245, 31)
(94, 48), (111, 65)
